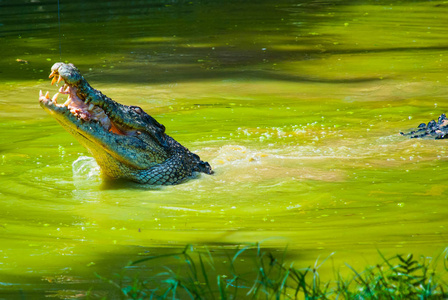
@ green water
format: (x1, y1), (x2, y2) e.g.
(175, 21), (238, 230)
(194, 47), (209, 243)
(1, 0), (448, 297)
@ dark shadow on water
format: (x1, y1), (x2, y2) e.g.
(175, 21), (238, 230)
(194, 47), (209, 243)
(5, 43), (448, 85)
(3, 0), (447, 85)
(0, 0), (352, 84)
(99, 177), (163, 191)
(99, 172), (204, 191)
(0, 243), (301, 299)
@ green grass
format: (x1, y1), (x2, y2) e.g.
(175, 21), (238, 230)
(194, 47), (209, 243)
(96, 244), (448, 299)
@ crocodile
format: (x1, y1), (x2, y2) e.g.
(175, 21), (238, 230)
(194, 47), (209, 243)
(400, 113), (448, 139)
(39, 62), (213, 185)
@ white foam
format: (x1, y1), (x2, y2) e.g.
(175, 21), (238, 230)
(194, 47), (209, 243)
(72, 156), (100, 180)
(160, 206), (212, 213)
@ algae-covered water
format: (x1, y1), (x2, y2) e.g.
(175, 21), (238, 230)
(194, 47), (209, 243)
(1, 0), (448, 297)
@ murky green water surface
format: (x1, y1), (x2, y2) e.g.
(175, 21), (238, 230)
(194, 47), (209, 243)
(1, 0), (448, 297)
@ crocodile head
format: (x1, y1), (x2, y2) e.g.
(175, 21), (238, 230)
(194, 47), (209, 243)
(39, 62), (212, 184)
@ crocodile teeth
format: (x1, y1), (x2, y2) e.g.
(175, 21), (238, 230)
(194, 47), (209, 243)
(59, 85), (70, 94)
(39, 90), (43, 97)
(52, 93), (59, 103)
(63, 96), (72, 107)
(45, 91), (50, 99)
(49, 70), (56, 78)
(51, 76), (57, 85)
(57, 76), (63, 84)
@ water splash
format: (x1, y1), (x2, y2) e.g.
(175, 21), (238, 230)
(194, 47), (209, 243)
(212, 145), (267, 167)
(72, 156), (100, 180)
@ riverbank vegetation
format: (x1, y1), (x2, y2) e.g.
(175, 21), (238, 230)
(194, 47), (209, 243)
(97, 243), (448, 299)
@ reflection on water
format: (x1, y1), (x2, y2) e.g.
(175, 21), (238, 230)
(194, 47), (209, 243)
(1, 0), (448, 297)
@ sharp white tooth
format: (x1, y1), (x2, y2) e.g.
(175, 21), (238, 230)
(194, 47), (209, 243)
(39, 90), (43, 97)
(88, 104), (94, 110)
(57, 76), (63, 84)
(52, 93), (59, 103)
(51, 76), (57, 85)
(45, 91), (50, 99)
(65, 86), (70, 93)
(63, 96), (72, 107)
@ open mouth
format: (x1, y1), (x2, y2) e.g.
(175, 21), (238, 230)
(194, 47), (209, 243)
(39, 69), (127, 135)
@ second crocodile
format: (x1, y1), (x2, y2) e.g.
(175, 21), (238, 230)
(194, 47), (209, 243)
(400, 113), (448, 139)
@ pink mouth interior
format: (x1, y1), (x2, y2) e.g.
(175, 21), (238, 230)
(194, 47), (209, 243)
(40, 82), (126, 135)
(63, 86), (111, 128)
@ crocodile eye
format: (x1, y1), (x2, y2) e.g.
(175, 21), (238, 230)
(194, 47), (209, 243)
(131, 106), (143, 114)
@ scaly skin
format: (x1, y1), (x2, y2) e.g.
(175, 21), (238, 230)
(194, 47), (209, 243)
(39, 62), (213, 185)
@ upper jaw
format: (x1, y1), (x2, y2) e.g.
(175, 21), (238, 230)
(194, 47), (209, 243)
(49, 62), (83, 86)
(40, 63), (123, 134)
(39, 83), (113, 132)
(41, 63), (140, 135)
